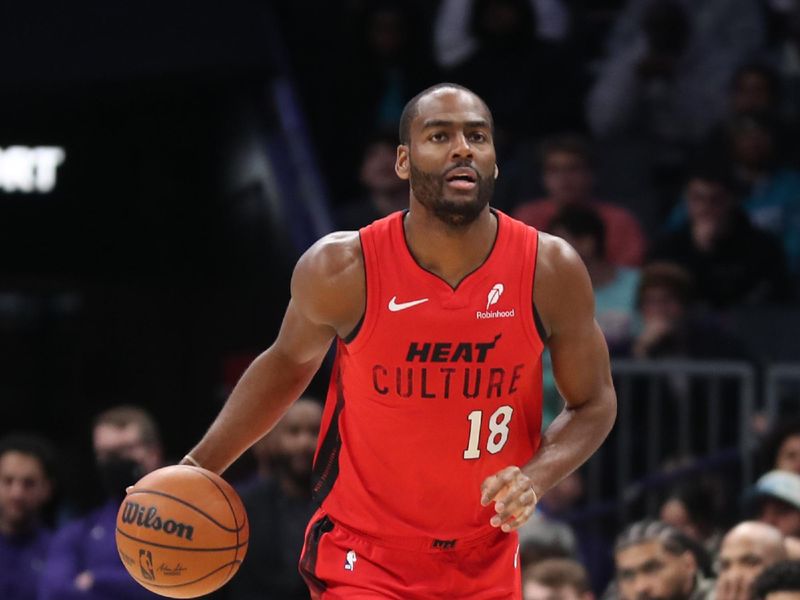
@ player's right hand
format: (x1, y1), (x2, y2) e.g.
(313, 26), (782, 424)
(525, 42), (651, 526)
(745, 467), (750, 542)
(480, 465), (538, 532)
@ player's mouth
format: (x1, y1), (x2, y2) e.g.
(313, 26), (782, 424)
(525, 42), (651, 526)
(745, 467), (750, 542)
(444, 167), (478, 191)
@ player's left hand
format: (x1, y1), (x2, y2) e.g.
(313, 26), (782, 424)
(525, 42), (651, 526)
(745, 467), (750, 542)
(480, 466), (538, 532)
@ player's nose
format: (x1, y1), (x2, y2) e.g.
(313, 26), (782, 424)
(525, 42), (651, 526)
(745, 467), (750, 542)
(450, 132), (472, 159)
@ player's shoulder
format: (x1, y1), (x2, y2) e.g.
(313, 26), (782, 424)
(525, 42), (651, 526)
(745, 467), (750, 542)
(536, 231), (584, 276)
(291, 231), (365, 330)
(294, 230), (364, 287)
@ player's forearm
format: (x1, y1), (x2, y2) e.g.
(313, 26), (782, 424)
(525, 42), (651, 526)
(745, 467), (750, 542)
(184, 346), (323, 474)
(522, 384), (616, 497)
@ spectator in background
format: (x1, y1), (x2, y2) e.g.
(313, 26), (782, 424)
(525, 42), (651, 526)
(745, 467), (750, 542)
(536, 203), (638, 430)
(752, 471), (800, 538)
(517, 513), (578, 570)
(613, 520), (714, 600)
(523, 558), (594, 600)
(660, 483), (724, 557)
(729, 64), (784, 118)
(672, 114), (800, 272)
(726, 114), (800, 272)
(754, 560), (800, 600)
(324, 1), (439, 201)
(40, 406), (163, 600)
(650, 167), (793, 309)
(221, 398), (321, 600)
(336, 131), (408, 231)
(629, 262), (748, 359)
(760, 420), (800, 476)
(760, 0), (800, 124)
(715, 521), (787, 600)
(435, 0), (571, 69)
(587, 0), (764, 216)
(525, 470), (616, 595)
(514, 135), (646, 267)
(0, 434), (56, 600)
(701, 63), (798, 165)
(436, 0), (586, 147)
(590, 0), (763, 140)
(549, 204), (640, 350)
(343, 1), (439, 132)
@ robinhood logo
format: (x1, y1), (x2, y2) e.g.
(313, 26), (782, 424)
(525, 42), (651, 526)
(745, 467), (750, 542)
(122, 501), (195, 541)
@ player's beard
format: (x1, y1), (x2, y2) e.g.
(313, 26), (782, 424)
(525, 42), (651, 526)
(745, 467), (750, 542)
(409, 162), (493, 227)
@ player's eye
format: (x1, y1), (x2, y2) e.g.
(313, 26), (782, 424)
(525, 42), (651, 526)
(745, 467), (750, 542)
(430, 132), (447, 142)
(469, 132), (487, 143)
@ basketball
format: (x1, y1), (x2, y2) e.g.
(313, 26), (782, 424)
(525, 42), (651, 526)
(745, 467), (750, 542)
(115, 465), (249, 598)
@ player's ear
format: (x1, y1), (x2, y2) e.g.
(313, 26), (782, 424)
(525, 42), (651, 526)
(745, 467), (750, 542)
(494, 164), (499, 180)
(396, 145), (410, 181)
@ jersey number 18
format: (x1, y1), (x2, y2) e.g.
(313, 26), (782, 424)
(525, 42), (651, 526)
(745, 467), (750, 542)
(463, 405), (513, 459)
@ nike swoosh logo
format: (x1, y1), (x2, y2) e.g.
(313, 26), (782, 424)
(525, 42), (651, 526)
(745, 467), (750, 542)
(388, 296), (429, 312)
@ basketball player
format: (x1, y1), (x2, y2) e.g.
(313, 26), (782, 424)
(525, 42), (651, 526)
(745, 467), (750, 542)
(179, 83), (617, 598)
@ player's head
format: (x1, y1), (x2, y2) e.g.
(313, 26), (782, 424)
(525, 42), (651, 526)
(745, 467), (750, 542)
(0, 434), (56, 535)
(396, 83), (497, 227)
(540, 134), (595, 205)
(92, 405), (163, 498)
(614, 520), (698, 600)
(522, 558), (594, 600)
(270, 398), (322, 490)
(754, 560), (800, 600)
(716, 521), (786, 596)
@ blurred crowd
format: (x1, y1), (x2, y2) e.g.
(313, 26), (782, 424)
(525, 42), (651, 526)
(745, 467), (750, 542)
(8, 405), (800, 598)
(2, 0), (800, 598)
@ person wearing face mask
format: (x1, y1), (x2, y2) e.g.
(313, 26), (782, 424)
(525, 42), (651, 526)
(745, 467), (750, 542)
(39, 406), (163, 600)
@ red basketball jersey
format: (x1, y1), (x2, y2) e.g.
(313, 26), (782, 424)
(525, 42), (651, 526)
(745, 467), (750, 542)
(312, 210), (545, 542)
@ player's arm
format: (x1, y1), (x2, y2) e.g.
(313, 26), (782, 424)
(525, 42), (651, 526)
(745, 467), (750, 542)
(481, 233), (617, 530)
(180, 232), (365, 475)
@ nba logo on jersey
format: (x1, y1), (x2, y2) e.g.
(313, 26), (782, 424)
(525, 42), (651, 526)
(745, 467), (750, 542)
(486, 283), (504, 310)
(344, 550), (357, 571)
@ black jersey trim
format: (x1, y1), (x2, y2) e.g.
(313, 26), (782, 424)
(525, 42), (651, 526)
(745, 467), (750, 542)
(531, 230), (549, 343)
(341, 230), (367, 345)
(342, 313), (364, 344)
(311, 365), (345, 505)
(298, 514), (334, 596)
(533, 303), (548, 342)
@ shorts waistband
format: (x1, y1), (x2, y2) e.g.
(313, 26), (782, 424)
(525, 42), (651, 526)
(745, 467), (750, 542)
(330, 516), (505, 553)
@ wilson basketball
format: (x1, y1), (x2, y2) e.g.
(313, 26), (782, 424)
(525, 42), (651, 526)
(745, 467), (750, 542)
(115, 465), (249, 598)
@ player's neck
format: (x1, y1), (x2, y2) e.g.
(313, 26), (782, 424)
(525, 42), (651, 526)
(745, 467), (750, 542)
(403, 207), (497, 289)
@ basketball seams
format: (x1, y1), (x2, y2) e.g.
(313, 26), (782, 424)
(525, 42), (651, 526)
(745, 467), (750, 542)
(116, 526), (248, 552)
(116, 465), (250, 596)
(191, 467), (242, 585)
(127, 489), (246, 532)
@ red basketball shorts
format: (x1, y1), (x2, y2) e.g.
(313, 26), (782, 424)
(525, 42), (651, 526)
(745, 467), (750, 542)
(298, 508), (522, 599)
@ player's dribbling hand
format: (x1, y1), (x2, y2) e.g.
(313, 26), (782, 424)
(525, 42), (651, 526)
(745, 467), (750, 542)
(480, 466), (538, 532)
